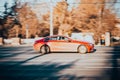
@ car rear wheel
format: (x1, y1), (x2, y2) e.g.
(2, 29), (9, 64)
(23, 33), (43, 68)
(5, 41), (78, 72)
(78, 45), (87, 54)
(40, 45), (50, 54)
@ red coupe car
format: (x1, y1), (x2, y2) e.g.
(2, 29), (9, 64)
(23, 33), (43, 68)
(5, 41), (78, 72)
(33, 35), (94, 54)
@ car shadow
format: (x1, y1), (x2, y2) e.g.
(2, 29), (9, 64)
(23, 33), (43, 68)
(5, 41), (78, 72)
(0, 56), (80, 80)
(49, 49), (96, 54)
(0, 46), (110, 80)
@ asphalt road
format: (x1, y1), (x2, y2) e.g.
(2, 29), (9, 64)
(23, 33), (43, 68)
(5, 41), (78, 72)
(0, 45), (120, 80)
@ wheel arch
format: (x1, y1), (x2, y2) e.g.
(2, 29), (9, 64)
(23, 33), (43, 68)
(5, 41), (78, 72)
(40, 44), (51, 53)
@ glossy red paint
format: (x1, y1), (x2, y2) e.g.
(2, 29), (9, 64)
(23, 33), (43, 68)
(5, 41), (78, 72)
(33, 35), (94, 53)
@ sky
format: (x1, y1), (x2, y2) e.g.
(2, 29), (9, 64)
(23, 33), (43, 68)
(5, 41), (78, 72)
(0, 0), (78, 18)
(0, 0), (76, 10)
(0, 0), (15, 16)
(0, 0), (120, 18)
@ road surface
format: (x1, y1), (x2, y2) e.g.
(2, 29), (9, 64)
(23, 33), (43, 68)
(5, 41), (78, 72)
(0, 45), (120, 80)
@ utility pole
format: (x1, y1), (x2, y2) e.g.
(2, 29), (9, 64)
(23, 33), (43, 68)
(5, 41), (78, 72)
(50, 0), (53, 36)
(26, 24), (29, 39)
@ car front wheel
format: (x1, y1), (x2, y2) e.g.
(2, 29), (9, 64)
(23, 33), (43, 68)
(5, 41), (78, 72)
(78, 45), (87, 54)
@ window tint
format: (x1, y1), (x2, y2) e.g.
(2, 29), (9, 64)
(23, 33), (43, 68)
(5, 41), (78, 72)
(59, 36), (68, 40)
(44, 36), (69, 41)
(50, 36), (58, 40)
(44, 37), (49, 42)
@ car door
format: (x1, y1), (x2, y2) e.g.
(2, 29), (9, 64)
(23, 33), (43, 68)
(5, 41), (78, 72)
(47, 36), (79, 52)
(47, 36), (62, 51)
(56, 36), (79, 52)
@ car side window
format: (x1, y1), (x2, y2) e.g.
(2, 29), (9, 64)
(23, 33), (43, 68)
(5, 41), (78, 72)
(59, 36), (68, 41)
(44, 37), (49, 42)
(64, 37), (69, 41)
(50, 37), (58, 40)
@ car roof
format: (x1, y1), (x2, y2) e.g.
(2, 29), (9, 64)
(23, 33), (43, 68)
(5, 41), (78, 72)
(46, 35), (67, 38)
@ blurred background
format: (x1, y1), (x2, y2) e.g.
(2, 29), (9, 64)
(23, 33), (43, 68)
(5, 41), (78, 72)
(0, 0), (120, 46)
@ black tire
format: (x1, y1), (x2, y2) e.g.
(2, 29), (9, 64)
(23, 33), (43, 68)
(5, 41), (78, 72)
(40, 45), (50, 54)
(78, 45), (87, 54)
